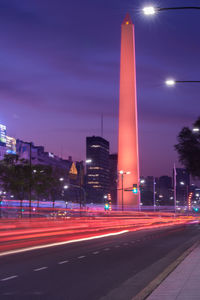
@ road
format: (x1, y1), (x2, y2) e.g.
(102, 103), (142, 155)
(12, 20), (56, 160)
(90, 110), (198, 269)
(0, 223), (199, 300)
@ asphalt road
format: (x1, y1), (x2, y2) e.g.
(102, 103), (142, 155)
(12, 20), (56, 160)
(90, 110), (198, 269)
(0, 223), (199, 300)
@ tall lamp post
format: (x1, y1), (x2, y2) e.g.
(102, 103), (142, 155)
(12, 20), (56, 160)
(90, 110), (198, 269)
(23, 142), (32, 217)
(119, 170), (131, 211)
(153, 177), (156, 212)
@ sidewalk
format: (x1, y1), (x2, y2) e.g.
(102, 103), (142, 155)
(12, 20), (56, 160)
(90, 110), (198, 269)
(147, 243), (200, 300)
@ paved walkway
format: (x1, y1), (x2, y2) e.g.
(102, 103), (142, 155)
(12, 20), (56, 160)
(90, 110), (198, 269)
(147, 244), (200, 300)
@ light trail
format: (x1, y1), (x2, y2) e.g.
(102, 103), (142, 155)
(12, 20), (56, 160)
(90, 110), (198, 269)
(0, 230), (129, 257)
(0, 210), (198, 257)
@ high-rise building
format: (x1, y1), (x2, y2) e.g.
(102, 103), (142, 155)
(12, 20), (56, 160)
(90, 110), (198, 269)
(109, 154), (118, 204)
(157, 176), (173, 205)
(173, 168), (190, 207)
(86, 136), (110, 202)
(118, 13), (140, 208)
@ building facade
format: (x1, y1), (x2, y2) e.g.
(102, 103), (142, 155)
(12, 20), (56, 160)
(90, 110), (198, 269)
(86, 136), (110, 203)
(109, 154), (118, 204)
(173, 168), (190, 207)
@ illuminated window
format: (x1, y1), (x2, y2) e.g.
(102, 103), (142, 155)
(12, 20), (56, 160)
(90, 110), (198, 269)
(88, 174), (99, 177)
(89, 167), (102, 170)
(88, 181), (99, 184)
(91, 145), (101, 148)
(126, 21), (129, 25)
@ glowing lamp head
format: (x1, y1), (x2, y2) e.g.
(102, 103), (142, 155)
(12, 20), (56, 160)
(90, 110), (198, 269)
(126, 171), (131, 175)
(119, 170), (124, 174)
(193, 128), (200, 133)
(143, 6), (156, 15)
(165, 79), (176, 86)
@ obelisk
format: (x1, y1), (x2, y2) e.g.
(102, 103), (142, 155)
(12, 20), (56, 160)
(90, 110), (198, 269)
(117, 13), (140, 209)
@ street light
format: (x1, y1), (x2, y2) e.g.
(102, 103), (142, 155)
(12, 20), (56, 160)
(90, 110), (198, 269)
(193, 128), (200, 133)
(59, 177), (64, 181)
(143, 6), (156, 15)
(143, 6), (200, 15)
(165, 79), (200, 86)
(165, 79), (175, 86)
(119, 170), (131, 211)
(64, 185), (69, 189)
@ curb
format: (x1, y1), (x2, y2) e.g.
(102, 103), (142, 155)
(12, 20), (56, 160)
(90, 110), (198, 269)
(132, 240), (200, 300)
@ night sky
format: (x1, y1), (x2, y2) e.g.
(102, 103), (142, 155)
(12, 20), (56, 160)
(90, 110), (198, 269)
(1, 0), (200, 177)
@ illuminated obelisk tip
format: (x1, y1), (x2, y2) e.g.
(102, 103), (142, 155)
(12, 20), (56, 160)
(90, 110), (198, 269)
(117, 13), (140, 209)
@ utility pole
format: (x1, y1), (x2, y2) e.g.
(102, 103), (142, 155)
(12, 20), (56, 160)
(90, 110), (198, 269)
(174, 163), (176, 214)
(121, 173), (124, 211)
(24, 142), (32, 218)
(153, 177), (156, 212)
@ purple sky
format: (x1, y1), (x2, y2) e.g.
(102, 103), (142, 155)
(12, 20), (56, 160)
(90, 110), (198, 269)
(1, 0), (200, 177)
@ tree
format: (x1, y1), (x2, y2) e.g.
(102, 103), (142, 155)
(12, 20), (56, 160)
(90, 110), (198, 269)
(0, 155), (30, 199)
(175, 117), (200, 178)
(0, 156), (67, 202)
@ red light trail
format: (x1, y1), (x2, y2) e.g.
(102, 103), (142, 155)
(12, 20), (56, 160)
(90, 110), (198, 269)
(0, 208), (197, 257)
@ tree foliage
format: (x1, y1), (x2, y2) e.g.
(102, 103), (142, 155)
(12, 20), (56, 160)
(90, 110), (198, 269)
(175, 117), (200, 178)
(0, 155), (67, 201)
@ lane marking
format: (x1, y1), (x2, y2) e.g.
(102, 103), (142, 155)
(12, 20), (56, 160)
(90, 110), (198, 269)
(78, 255), (85, 259)
(1, 275), (18, 281)
(34, 267), (47, 272)
(58, 260), (69, 264)
(123, 243), (128, 245)
(0, 230), (129, 257)
(115, 245), (120, 248)
(93, 251), (99, 254)
(104, 248), (110, 251)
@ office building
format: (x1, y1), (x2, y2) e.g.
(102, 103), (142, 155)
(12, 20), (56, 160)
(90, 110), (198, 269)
(86, 136), (110, 202)
(109, 154), (118, 204)
(173, 168), (190, 207)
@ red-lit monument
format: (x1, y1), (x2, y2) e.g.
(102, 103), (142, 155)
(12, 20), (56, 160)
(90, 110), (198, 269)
(118, 14), (140, 209)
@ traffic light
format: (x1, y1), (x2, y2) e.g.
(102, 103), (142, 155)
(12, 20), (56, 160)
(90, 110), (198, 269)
(132, 184), (138, 194)
(193, 207), (199, 212)
(104, 203), (109, 210)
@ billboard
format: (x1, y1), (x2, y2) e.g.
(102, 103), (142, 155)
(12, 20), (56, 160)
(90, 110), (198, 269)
(6, 136), (16, 154)
(0, 124), (7, 145)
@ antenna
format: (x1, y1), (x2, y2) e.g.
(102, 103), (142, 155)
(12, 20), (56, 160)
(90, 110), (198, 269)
(101, 113), (104, 137)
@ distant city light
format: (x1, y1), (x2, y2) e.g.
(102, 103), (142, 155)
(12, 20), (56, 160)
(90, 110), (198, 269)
(86, 159), (92, 164)
(180, 181), (185, 185)
(33, 170), (37, 173)
(165, 79), (175, 86)
(64, 185), (69, 189)
(143, 6), (156, 15)
(119, 170), (124, 174)
(59, 177), (64, 181)
(126, 171), (131, 175)
(140, 179), (145, 184)
(104, 195), (108, 199)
